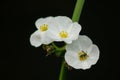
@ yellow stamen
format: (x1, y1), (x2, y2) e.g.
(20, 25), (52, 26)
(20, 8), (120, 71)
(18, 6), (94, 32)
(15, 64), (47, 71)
(39, 24), (48, 32)
(59, 31), (68, 38)
(78, 51), (89, 61)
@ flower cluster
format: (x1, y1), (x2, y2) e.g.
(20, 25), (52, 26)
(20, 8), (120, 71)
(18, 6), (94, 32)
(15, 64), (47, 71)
(30, 16), (100, 70)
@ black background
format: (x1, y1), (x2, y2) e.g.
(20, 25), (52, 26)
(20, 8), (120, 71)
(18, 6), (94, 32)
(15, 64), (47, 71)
(1, 0), (117, 80)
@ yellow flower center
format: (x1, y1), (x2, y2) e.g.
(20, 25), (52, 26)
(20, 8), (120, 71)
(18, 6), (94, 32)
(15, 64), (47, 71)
(59, 31), (68, 38)
(39, 24), (48, 32)
(78, 51), (89, 61)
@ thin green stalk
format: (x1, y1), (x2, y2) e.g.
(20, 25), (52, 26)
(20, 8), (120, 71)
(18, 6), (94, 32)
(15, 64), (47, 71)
(72, 0), (85, 22)
(59, 0), (85, 80)
(52, 42), (66, 51)
(52, 43), (59, 50)
(59, 61), (67, 80)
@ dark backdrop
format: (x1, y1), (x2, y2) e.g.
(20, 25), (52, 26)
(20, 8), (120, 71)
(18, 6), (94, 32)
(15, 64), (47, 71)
(1, 0), (115, 80)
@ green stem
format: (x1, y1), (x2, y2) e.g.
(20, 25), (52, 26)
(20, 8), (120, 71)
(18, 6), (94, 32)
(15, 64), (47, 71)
(52, 43), (66, 51)
(59, 0), (85, 80)
(72, 0), (85, 22)
(52, 43), (59, 50)
(59, 60), (67, 80)
(52, 42), (66, 57)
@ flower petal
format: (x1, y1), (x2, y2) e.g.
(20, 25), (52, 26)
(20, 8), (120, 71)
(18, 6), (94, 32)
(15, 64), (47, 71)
(35, 16), (54, 29)
(68, 22), (82, 40)
(77, 35), (93, 51)
(46, 22), (60, 40)
(66, 41), (80, 52)
(54, 16), (72, 30)
(65, 51), (91, 69)
(87, 44), (100, 65)
(66, 35), (92, 52)
(65, 51), (79, 68)
(54, 16), (72, 24)
(77, 61), (91, 70)
(30, 30), (42, 47)
(30, 30), (53, 47)
(42, 32), (54, 44)
(64, 40), (72, 44)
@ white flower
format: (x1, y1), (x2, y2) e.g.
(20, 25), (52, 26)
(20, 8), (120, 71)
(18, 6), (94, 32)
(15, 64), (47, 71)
(48, 16), (82, 44)
(30, 16), (82, 47)
(30, 17), (55, 47)
(65, 35), (100, 70)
